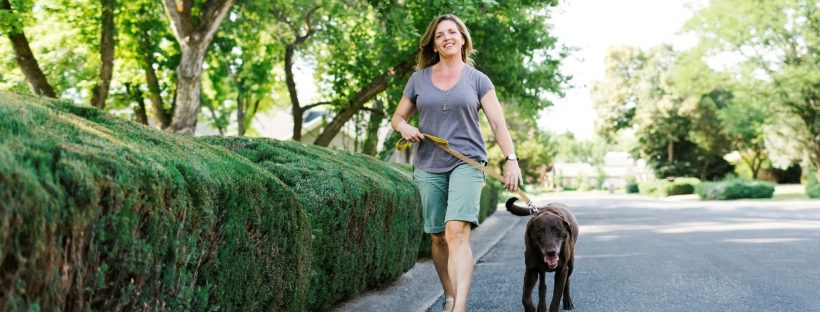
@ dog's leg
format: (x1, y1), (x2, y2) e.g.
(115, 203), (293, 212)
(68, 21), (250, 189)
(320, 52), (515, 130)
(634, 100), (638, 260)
(537, 271), (547, 312)
(550, 267), (569, 312)
(562, 257), (575, 310)
(522, 269), (538, 312)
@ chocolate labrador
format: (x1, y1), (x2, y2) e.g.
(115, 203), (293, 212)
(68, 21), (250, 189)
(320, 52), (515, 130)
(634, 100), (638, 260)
(506, 197), (579, 312)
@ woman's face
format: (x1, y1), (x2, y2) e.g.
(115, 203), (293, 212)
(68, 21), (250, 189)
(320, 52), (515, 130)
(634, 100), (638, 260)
(433, 20), (463, 59)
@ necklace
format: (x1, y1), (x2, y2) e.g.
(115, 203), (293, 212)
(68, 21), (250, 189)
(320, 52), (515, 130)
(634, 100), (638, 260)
(443, 90), (449, 111)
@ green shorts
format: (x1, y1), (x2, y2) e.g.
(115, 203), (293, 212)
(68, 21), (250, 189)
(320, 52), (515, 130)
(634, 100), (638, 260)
(413, 164), (484, 234)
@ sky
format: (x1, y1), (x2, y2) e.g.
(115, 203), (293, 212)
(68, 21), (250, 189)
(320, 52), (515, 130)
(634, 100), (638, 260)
(540, 0), (705, 140)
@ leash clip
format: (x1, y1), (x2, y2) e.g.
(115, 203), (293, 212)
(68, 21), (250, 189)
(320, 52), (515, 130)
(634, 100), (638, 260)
(527, 201), (540, 215)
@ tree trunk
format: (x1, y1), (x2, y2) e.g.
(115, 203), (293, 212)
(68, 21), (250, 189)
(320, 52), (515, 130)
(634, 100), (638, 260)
(162, 0), (234, 135)
(236, 93), (245, 136)
(90, 0), (116, 109)
(313, 59), (414, 146)
(362, 100), (385, 156)
(139, 36), (172, 128)
(2, 0), (56, 98)
(168, 44), (209, 134)
(285, 43), (305, 141)
(667, 139), (674, 164)
(125, 83), (148, 125)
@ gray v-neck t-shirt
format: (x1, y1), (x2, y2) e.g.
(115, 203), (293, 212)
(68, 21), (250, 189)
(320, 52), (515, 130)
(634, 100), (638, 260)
(403, 65), (495, 173)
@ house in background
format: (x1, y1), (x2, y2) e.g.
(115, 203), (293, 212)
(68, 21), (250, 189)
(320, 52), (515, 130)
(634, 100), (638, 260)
(551, 152), (652, 190)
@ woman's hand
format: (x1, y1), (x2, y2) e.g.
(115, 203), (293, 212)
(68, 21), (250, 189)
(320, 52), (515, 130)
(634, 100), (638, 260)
(398, 123), (425, 143)
(503, 160), (524, 191)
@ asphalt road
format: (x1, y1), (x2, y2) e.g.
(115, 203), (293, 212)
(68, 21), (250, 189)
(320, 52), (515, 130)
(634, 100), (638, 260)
(335, 194), (820, 312)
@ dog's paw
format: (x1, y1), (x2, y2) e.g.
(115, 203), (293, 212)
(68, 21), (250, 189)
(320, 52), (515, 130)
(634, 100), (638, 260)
(563, 301), (575, 310)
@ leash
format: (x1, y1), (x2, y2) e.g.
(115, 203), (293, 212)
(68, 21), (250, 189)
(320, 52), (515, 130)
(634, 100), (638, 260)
(396, 133), (534, 208)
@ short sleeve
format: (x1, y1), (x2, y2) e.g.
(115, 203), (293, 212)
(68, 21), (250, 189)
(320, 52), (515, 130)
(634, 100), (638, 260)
(403, 72), (417, 105)
(477, 72), (495, 100)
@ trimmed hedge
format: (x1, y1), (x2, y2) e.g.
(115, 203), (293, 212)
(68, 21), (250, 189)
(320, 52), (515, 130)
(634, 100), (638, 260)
(200, 137), (423, 311)
(0, 93), (311, 311)
(639, 178), (700, 197)
(807, 182), (820, 198)
(625, 182), (640, 194)
(696, 180), (775, 200)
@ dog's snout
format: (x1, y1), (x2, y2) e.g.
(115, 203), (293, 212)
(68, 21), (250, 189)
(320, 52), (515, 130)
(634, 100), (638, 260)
(545, 250), (557, 257)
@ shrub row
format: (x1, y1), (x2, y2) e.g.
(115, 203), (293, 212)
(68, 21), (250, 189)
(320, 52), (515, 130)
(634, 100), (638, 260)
(696, 180), (775, 200)
(0, 93), (310, 311)
(201, 137), (422, 311)
(0, 93), (423, 311)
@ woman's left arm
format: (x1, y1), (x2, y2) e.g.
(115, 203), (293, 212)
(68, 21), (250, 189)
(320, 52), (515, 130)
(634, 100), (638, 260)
(481, 89), (524, 191)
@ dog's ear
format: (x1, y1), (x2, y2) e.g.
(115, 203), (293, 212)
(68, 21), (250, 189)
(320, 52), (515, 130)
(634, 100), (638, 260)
(561, 217), (573, 238)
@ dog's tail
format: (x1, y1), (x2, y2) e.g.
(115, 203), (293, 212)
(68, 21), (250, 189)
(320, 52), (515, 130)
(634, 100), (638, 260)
(506, 197), (533, 216)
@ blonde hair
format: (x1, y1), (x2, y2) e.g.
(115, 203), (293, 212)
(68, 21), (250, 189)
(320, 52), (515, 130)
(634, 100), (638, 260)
(416, 14), (475, 70)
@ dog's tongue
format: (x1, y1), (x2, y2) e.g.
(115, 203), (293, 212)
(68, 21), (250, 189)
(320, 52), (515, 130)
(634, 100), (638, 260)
(544, 255), (559, 268)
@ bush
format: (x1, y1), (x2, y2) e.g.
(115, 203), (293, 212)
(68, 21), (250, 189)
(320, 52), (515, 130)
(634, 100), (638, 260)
(0, 93), (311, 311)
(639, 178), (700, 197)
(665, 177), (700, 196)
(806, 182), (820, 198)
(697, 179), (775, 200)
(625, 182), (640, 194)
(201, 137), (423, 311)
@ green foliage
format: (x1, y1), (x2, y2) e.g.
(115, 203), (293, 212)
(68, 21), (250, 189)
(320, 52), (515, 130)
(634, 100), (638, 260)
(666, 182), (695, 196)
(639, 178), (700, 197)
(0, 92), (311, 311)
(696, 179), (775, 200)
(199, 136), (423, 312)
(625, 182), (639, 194)
(685, 0), (820, 169)
(806, 182), (820, 199)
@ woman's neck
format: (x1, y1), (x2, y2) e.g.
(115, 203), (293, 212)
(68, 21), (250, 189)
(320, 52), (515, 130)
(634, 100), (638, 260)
(435, 55), (465, 71)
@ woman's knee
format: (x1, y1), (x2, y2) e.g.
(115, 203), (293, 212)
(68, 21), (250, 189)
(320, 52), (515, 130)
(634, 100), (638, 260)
(432, 233), (448, 247)
(445, 221), (471, 244)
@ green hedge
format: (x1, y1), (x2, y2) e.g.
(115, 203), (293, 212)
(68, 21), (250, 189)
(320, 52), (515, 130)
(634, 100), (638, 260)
(639, 178), (700, 197)
(625, 182), (640, 194)
(200, 137), (423, 311)
(807, 182), (820, 198)
(696, 179), (775, 200)
(0, 93), (311, 311)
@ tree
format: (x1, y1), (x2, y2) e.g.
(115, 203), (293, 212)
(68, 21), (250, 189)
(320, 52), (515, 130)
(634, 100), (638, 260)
(90, 0), (116, 109)
(593, 45), (734, 180)
(685, 0), (820, 172)
(161, 0), (234, 135)
(1, 0), (56, 97)
(204, 1), (283, 136)
(311, 0), (566, 147)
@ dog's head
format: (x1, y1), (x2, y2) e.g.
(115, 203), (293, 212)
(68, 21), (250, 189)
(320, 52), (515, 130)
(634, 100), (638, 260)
(529, 211), (573, 269)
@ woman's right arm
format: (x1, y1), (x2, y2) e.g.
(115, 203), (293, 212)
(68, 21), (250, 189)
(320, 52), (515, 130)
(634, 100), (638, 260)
(391, 95), (425, 142)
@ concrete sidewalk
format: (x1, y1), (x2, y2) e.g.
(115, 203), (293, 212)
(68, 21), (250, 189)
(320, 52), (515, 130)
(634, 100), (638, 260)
(331, 205), (524, 312)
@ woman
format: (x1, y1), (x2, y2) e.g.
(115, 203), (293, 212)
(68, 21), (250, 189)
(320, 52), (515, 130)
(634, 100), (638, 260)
(391, 14), (523, 312)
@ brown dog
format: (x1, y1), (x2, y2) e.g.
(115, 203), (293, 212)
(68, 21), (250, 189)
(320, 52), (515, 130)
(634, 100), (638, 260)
(506, 197), (578, 312)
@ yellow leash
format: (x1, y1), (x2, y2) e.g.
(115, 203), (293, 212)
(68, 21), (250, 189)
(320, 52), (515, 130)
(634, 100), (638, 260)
(396, 133), (532, 205)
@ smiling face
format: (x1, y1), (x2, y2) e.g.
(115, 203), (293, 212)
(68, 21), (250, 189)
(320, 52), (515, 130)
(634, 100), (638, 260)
(433, 20), (464, 59)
